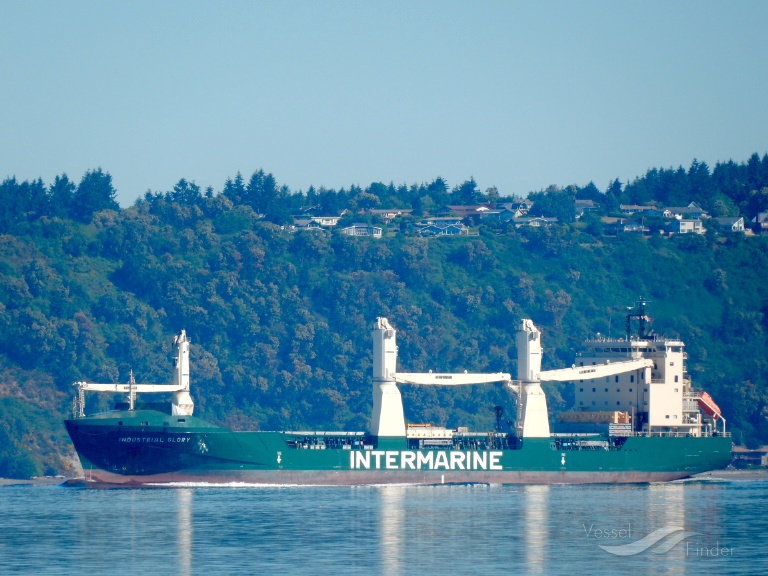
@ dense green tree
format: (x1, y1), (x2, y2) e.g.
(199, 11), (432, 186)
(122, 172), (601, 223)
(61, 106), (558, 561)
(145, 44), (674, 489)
(453, 178), (482, 205)
(576, 181), (602, 201)
(529, 185), (577, 223)
(71, 168), (119, 222)
(426, 177), (450, 207)
(604, 179), (623, 212)
(48, 174), (76, 218)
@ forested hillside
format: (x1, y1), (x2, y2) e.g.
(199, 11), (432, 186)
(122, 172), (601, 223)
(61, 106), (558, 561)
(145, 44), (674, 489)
(1, 155), (767, 477)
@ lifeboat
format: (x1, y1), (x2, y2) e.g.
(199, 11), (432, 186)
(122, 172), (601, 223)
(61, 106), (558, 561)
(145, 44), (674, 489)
(696, 391), (722, 420)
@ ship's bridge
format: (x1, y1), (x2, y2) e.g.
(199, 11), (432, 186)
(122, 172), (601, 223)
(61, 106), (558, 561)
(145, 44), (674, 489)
(581, 337), (685, 361)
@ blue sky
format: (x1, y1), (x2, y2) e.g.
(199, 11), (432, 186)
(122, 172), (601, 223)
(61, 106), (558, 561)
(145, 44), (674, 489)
(1, 1), (766, 206)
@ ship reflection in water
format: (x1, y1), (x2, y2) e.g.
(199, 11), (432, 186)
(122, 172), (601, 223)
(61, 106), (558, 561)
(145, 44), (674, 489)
(5, 478), (755, 576)
(177, 489), (192, 576)
(523, 485), (550, 572)
(378, 486), (405, 575)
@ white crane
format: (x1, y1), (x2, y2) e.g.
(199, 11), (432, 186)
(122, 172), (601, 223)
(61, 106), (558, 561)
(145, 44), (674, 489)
(371, 318), (653, 439)
(73, 330), (194, 417)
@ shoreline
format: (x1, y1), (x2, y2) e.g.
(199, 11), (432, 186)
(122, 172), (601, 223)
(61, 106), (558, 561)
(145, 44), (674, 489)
(0, 477), (68, 487)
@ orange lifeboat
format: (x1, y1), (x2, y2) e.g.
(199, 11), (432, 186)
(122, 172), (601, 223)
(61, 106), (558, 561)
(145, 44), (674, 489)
(696, 391), (722, 420)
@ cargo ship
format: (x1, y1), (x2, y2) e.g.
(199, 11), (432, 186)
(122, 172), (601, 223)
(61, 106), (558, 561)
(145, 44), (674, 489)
(65, 303), (732, 485)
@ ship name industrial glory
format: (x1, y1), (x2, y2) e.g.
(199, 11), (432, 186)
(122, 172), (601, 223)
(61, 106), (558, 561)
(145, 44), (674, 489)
(65, 303), (732, 485)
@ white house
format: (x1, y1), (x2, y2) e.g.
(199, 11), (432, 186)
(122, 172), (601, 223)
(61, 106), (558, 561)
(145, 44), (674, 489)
(312, 215), (343, 227)
(340, 223), (382, 238)
(668, 219), (705, 235)
(512, 216), (558, 228)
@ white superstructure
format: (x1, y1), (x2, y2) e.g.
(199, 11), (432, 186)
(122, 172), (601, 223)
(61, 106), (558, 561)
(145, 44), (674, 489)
(574, 335), (703, 435)
(567, 301), (725, 436)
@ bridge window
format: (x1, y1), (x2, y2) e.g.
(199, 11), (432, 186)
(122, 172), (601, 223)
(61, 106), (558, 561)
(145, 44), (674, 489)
(615, 376), (619, 383)
(592, 388), (596, 392)
(629, 388), (633, 392)
(630, 375), (635, 383)
(579, 388), (583, 392)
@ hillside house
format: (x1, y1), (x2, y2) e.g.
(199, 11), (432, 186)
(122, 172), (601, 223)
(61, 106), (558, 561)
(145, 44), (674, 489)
(311, 215), (343, 227)
(575, 199), (598, 219)
(340, 223), (382, 238)
(667, 202), (708, 220)
(615, 218), (649, 233)
(292, 218), (324, 231)
(668, 219), (705, 235)
(620, 205), (657, 215)
(418, 216), (463, 227)
(751, 212), (768, 234)
(417, 223), (468, 237)
(714, 216), (745, 233)
(512, 216), (558, 229)
(437, 204), (494, 218)
(366, 208), (413, 224)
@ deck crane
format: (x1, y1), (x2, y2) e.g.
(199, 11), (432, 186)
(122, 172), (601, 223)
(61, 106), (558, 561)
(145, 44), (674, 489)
(73, 330), (194, 417)
(371, 317), (653, 439)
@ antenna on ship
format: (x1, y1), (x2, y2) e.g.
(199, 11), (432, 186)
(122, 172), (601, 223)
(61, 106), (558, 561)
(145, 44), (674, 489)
(626, 298), (651, 340)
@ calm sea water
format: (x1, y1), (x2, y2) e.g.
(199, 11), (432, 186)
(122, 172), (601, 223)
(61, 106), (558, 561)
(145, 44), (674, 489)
(1, 477), (766, 576)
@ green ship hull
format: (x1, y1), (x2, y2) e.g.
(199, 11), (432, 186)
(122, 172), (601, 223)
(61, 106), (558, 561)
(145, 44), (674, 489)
(65, 409), (733, 486)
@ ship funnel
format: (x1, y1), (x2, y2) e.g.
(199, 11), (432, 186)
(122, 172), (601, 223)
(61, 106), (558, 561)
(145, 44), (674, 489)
(172, 330), (194, 416)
